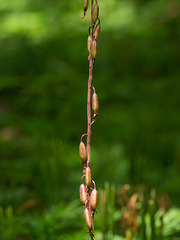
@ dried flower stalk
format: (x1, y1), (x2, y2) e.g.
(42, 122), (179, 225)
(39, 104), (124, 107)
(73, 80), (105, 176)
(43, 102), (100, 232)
(79, 0), (101, 239)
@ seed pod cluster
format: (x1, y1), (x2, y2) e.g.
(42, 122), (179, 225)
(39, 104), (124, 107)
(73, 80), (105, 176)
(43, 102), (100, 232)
(87, 35), (97, 60)
(79, 166), (99, 231)
(86, 3), (100, 60)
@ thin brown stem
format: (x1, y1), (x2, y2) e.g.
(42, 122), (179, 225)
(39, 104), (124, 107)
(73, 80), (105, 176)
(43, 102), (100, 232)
(87, 0), (94, 168)
(86, 1), (95, 239)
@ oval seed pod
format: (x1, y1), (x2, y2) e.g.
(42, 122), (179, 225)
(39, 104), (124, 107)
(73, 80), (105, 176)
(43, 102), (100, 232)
(91, 39), (97, 59)
(79, 141), (87, 162)
(93, 3), (99, 23)
(90, 189), (98, 209)
(87, 35), (92, 54)
(84, 208), (92, 229)
(83, 0), (89, 12)
(94, 23), (101, 40)
(79, 183), (87, 205)
(92, 92), (99, 112)
(85, 167), (91, 187)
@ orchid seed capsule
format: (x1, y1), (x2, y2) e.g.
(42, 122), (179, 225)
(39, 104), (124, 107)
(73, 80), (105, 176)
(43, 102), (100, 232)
(80, 183), (87, 205)
(79, 141), (87, 162)
(87, 35), (92, 54)
(85, 167), (91, 187)
(93, 3), (99, 23)
(94, 23), (101, 40)
(90, 189), (98, 209)
(84, 208), (92, 229)
(83, 0), (89, 15)
(91, 39), (97, 59)
(92, 92), (99, 112)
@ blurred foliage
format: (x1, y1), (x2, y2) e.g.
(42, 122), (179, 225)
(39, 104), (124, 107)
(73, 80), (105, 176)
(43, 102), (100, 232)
(0, 0), (180, 239)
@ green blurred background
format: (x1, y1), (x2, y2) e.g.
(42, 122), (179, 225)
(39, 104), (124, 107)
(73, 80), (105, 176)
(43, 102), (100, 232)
(0, 0), (180, 239)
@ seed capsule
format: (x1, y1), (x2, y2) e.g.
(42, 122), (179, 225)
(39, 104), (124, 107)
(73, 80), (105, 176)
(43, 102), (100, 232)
(85, 167), (91, 187)
(94, 23), (101, 40)
(79, 141), (87, 162)
(93, 3), (99, 23)
(90, 189), (98, 209)
(91, 39), (97, 59)
(79, 184), (87, 205)
(84, 208), (92, 229)
(87, 35), (92, 54)
(92, 92), (99, 112)
(83, 0), (89, 14)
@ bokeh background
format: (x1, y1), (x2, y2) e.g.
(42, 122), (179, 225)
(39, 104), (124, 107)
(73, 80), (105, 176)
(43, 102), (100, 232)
(0, 0), (180, 239)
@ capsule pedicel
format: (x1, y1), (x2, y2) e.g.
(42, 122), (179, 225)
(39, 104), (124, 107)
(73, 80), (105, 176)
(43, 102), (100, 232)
(93, 3), (99, 23)
(90, 189), (98, 209)
(79, 141), (87, 162)
(84, 208), (92, 229)
(91, 39), (97, 60)
(85, 167), (91, 187)
(80, 183), (87, 205)
(92, 92), (99, 112)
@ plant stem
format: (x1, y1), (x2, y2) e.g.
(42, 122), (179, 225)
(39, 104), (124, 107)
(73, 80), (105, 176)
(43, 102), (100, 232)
(86, 1), (95, 239)
(87, 61), (93, 168)
(87, 0), (94, 168)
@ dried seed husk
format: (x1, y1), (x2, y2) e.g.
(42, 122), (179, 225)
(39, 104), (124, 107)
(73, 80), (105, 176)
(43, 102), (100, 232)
(84, 208), (92, 229)
(94, 23), (101, 40)
(87, 35), (92, 54)
(85, 167), (91, 187)
(90, 189), (98, 209)
(79, 141), (87, 162)
(93, 3), (99, 23)
(91, 39), (97, 59)
(83, 0), (89, 12)
(80, 183), (87, 205)
(92, 92), (99, 112)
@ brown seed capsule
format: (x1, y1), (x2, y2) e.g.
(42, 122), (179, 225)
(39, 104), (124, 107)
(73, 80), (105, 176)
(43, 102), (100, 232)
(94, 23), (101, 40)
(93, 3), (99, 23)
(87, 35), (92, 54)
(83, 0), (89, 13)
(79, 141), (87, 162)
(85, 167), (91, 187)
(79, 183), (87, 205)
(84, 208), (92, 229)
(92, 92), (99, 112)
(90, 189), (98, 209)
(91, 39), (97, 59)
